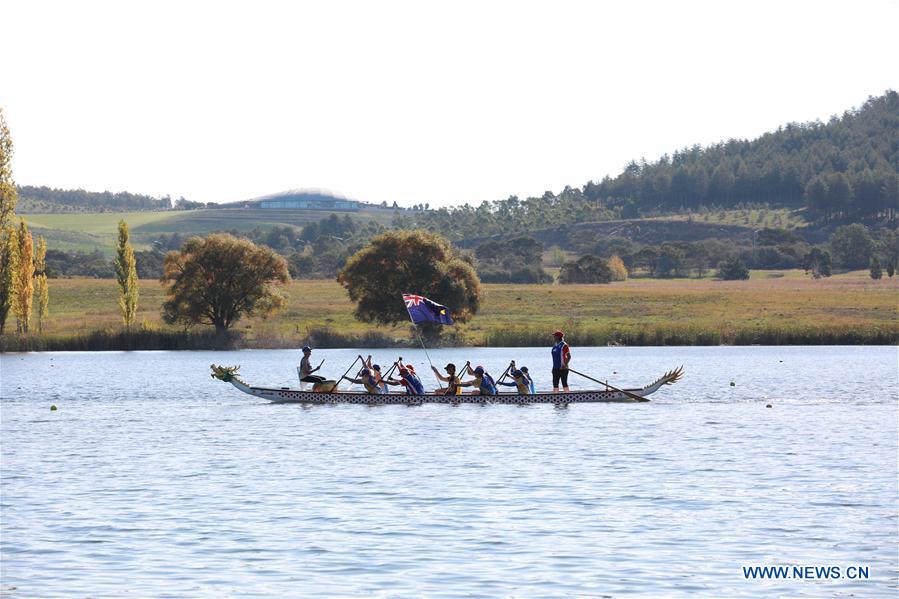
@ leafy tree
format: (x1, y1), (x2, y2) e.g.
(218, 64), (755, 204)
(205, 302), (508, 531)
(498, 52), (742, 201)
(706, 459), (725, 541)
(115, 220), (139, 328)
(13, 220), (34, 333)
(869, 256), (882, 280)
(608, 255), (628, 281)
(0, 109), (16, 230)
(829, 224), (874, 269)
(558, 255), (613, 284)
(337, 230), (481, 326)
(716, 256), (750, 280)
(803, 247), (832, 278)
(0, 225), (17, 333)
(34, 235), (48, 333)
(161, 234), (290, 334)
(656, 243), (687, 278)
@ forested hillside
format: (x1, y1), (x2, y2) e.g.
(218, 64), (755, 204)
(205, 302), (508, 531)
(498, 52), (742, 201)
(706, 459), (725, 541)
(395, 91), (898, 239)
(17, 186), (205, 212)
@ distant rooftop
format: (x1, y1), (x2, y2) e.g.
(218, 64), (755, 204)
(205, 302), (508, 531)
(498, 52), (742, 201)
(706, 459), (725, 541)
(247, 188), (354, 202)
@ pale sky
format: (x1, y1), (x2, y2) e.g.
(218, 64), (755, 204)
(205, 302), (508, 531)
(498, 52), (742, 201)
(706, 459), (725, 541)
(3, 0), (897, 208)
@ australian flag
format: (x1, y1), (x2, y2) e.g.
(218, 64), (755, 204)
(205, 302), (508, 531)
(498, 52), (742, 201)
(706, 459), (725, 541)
(403, 294), (454, 325)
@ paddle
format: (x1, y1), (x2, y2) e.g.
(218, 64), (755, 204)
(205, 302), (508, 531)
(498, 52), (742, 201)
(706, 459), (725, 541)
(331, 355), (362, 390)
(567, 367), (650, 402)
(493, 361), (514, 394)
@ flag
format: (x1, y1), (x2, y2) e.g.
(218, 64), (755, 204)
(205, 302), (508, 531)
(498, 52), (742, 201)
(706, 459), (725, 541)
(403, 294), (454, 325)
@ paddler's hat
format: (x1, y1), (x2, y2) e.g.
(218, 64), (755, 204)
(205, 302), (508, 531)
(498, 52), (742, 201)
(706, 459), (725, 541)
(360, 368), (371, 376)
(553, 330), (564, 338)
(372, 364), (381, 371)
(302, 346), (312, 353)
(474, 365), (484, 374)
(520, 366), (529, 373)
(444, 363), (456, 372)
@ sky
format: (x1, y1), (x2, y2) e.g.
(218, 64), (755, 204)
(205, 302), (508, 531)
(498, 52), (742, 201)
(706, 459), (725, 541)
(2, 0), (897, 208)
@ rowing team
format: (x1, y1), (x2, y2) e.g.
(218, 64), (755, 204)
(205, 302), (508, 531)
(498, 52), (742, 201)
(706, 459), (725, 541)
(300, 348), (536, 396)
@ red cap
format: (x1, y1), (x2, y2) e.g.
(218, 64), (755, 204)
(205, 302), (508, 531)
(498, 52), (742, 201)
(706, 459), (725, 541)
(553, 330), (564, 337)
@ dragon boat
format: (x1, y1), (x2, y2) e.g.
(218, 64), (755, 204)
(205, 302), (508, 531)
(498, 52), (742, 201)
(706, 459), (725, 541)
(210, 364), (684, 405)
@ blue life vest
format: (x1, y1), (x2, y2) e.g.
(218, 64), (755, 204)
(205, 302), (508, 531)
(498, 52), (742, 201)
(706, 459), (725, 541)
(479, 373), (497, 395)
(551, 341), (568, 369)
(402, 372), (425, 395)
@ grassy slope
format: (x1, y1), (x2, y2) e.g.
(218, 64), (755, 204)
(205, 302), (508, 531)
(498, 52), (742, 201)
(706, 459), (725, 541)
(22, 271), (898, 345)
(22, 207), (398, 255)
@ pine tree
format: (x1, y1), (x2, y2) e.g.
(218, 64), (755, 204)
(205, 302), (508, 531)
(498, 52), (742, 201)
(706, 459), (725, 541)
(115, 220), (139, 328)
(13, 220), (34, 334)
(0, 225), (18, 334)
(34, 235), (49, 333)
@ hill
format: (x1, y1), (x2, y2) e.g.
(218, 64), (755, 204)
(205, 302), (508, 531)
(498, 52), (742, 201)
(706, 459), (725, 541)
(24, 206), (399, 256)
(395, 91), (898, 242)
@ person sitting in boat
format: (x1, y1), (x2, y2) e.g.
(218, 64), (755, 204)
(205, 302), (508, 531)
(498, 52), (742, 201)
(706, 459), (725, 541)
(364, 355), (390, 393)
(431, 363), (462, 395)
(551, 330), (571, 392)
(496, 368), (532, 395)
(342, 368), (382, 394)
(385, 362), (425, 395)
(519, 366), (536, 393)
(299, 346), (326, 386)
(459, 364), (498, 396)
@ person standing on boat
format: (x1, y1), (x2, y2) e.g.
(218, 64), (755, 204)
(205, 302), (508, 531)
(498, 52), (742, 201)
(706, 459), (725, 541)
(299, 346), (326, 385)
(551, 331), (571, 392)
(342, 368), (382, 394)
(432, 363), (462, 395)
(460, 364), (498, 396)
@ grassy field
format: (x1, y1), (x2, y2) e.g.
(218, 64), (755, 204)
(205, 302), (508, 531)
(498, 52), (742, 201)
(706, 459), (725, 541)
(22, 207), (398, 255)
(3, 270), (896, 350)
(650, 207), (808, 229)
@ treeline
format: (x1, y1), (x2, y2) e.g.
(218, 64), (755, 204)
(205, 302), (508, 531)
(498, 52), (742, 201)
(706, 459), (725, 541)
(394, 91), (898, 239)
(584, 91), (898, 221)
(17, 185), (215, 212)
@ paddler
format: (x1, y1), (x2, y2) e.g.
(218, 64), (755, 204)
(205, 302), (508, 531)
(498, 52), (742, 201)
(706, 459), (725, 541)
(551, 330), (571, 392)
(385, 361), (425, 395)
(342, 368), (382, 394)
(496, 361), (534, 394)
(364, 355), (389, 393)
(299, 346), (326, 385)
(431, 363), (462, 396)
(460, 363), (497, 396)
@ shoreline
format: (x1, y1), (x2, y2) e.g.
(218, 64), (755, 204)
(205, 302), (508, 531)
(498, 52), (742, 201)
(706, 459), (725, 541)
(2, 326), (896, 352)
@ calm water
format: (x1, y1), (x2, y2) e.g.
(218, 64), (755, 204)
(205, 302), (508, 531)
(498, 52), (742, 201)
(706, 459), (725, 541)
(1, 346), (897, 598)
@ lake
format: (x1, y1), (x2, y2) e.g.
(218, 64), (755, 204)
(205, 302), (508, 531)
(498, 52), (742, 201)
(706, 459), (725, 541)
(1, 346), (897, 597)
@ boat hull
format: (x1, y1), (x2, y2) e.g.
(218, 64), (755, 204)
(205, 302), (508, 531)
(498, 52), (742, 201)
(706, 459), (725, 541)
(212, 365), (683, 405)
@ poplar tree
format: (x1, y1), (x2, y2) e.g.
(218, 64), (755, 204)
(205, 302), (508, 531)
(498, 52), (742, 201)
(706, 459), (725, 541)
(0, 108), (16, 230)
(13, 220), (34, 334)
(115, 220), (138, 328)
(34, 235), (49, 333)
(0, 108), (18, 333)
(0, 225), (18, 334)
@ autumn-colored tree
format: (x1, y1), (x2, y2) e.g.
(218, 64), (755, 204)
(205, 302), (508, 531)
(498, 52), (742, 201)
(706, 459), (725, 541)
(13, 220), (34, 333)
(161, 234), (290, 333)
(559, 255), (613, 284)
(0, 108), (16, 230)
(337, 230), (481, 327)
(0, 109), (19, 333)
(608, 254), (628, 281)
(115, 220), (139, 327)
(34, 235), (49, 333)
(0, 225), (18, 334)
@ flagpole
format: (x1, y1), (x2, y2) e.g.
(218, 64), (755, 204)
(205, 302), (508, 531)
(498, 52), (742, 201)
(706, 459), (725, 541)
(414, 325), (435, 371)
